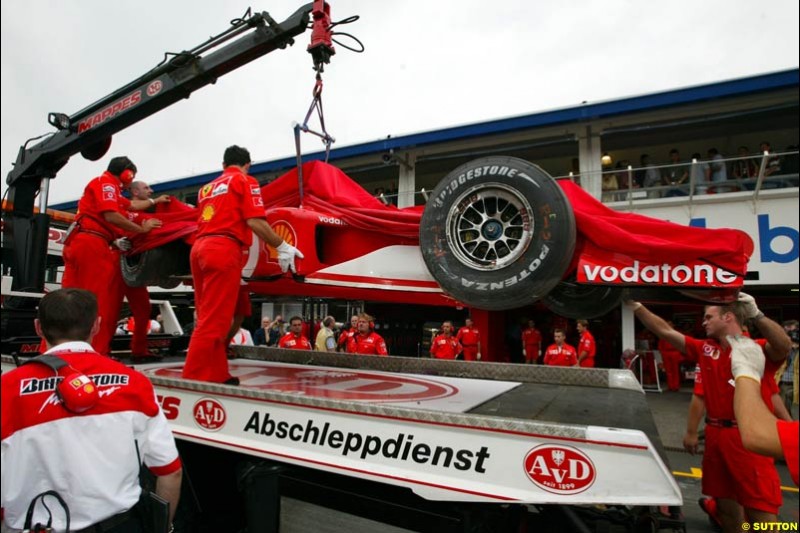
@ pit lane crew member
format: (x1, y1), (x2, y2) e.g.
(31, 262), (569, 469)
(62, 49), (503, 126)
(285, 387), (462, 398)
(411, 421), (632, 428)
(62, 157), (162, 356)
(337, 315), (359, 352)
(119, 179), (172, 358)
(347, 313), (388, 356)
(0, 289), (182, 531)
(456, 317), (481, 361)
(576, 319), (597, 368)
(431, 321), (462, 360)
(730, 335), (799, 486)
(279, 316), (313, 350)
(182, 145), (303, 384)
(627, 293), (790, 530)
(543, 329), (578, 367)
(522, 319), (542, 364)
(658, 322), (684, 392)
(315, 316), (337, 352)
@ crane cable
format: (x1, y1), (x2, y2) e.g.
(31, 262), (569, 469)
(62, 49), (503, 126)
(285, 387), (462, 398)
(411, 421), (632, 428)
(294, 4), (363, 208)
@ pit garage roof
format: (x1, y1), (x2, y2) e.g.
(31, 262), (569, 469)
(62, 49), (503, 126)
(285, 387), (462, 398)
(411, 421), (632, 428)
(51, 68), (798, 210)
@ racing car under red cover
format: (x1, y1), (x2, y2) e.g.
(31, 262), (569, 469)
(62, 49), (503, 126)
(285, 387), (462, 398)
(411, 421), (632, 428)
(121, 156), (753, 318)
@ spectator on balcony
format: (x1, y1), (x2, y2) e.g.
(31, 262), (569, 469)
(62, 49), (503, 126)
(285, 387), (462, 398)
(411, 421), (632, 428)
(638, 154), (662, 197)
(601, 167), (619, 202)
(615, 160), (634, 191)
(663, 148), (689, 197)
(706, 148), (735, 193)
(760, 142), (783, 189)
(690, 152), (709, 195)
(732, 146), (759, 182)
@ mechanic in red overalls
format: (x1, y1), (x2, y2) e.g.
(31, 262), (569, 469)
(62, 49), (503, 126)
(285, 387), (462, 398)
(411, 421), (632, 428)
(278, 316), (313, 350)
(337, 315), (358, 352)
(730, 336), (799, 487)
(118, 180), (171, 357)
(658, 321), (684, 391)
(543, 329), (578, 367)
(576, 319), (597, 368)
(455, 317), (481, 361)
(431, 321), (462, 360)
(347, 313), (388, 356)
(61, 157), (162, 356)
(522, 319), (542, 364)
(628, 294), (790, 529)
(182, 145), (302, 384)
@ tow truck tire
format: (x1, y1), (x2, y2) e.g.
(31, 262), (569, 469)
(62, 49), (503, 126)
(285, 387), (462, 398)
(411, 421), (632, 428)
(542, 279), (624, 319)
(420, 156), (575, 310)
(121, 240), (189, 289)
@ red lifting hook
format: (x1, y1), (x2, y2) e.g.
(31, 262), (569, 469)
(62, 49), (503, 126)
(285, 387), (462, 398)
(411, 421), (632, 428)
(308, 0), (335, 71)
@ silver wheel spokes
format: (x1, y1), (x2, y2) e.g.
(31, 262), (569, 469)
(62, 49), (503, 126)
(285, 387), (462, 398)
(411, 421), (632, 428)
(448, 186), (533, 270)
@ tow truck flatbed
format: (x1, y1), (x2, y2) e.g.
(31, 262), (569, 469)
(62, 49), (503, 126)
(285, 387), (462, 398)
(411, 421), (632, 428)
(79, 346), (680, 507)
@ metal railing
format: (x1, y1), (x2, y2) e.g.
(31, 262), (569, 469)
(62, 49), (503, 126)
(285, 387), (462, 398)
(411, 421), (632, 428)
(555, 150), (798, 206)
(369, 150), (798, 208)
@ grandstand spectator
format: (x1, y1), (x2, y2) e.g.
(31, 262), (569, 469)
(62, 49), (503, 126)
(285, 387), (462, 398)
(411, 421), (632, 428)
(638, 154), (662, 196)
(663, 148), (689, 197)
(614, 160), (634, 191)
(707, 148), (734, 193)
(690, 152), (710, 194)
(760, 141), (782, 177)
(601, 168), (619, 202)
(731, 146), (759, 182)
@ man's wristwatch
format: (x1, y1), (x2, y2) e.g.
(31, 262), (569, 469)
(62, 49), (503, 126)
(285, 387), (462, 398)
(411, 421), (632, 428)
(148, 198), (156, 206)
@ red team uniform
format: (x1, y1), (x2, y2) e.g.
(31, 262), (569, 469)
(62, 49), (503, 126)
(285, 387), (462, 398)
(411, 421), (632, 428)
(577, 330), (597, 368)
(543, 343), (578, 367)
(278, 332), (312, 350)
(430, 334), (462, 360)
(338, 328), (356, 351)
(777, 420), (799, 486)
(1, 342), (181, 529)
(62, 171), (130, 355)
(658, 338), (684, 391)
(348, 332), (388, 356)
(687, 336), (783, 513)
(182, 166), (266, 383)
(456, 326), (480, 361)
(522, 327), (542, 363)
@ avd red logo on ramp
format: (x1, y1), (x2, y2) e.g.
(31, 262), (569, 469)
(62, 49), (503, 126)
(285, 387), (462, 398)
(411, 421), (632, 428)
(193, 398), (226, 431)
(523, 444), (596, 495)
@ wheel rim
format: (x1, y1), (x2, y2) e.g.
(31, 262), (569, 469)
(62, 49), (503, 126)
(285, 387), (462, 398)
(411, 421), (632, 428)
(446, 183), (534, 271)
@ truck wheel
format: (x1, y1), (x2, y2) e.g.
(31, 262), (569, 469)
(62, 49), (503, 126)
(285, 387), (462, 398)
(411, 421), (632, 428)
(542, 278), (624, 319)
(420, 156), (575, 310)
(121, 240), (189, 289)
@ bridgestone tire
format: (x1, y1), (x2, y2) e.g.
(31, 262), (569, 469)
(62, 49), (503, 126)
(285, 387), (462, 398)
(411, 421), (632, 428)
(121, 240), (190, 289)
(420, 156), (575, 311)
(542, 279), (624, 319)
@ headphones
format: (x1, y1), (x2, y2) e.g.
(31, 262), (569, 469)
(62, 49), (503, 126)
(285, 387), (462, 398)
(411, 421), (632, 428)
(119, 168), (135, 186)
(24, 354), (99, 413)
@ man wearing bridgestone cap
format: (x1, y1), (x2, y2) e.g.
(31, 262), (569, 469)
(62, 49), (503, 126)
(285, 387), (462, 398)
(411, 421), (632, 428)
(627, 293), (791, 530)
(182, 145), (303, 384)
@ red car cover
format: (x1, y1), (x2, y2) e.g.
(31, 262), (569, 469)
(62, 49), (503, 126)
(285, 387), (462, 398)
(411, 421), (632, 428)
(127, 162), (752, 278)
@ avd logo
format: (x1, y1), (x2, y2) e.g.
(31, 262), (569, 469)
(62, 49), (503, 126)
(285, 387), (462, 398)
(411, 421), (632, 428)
(193, 398), (227, 431)
(524, 444), (596, 495)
